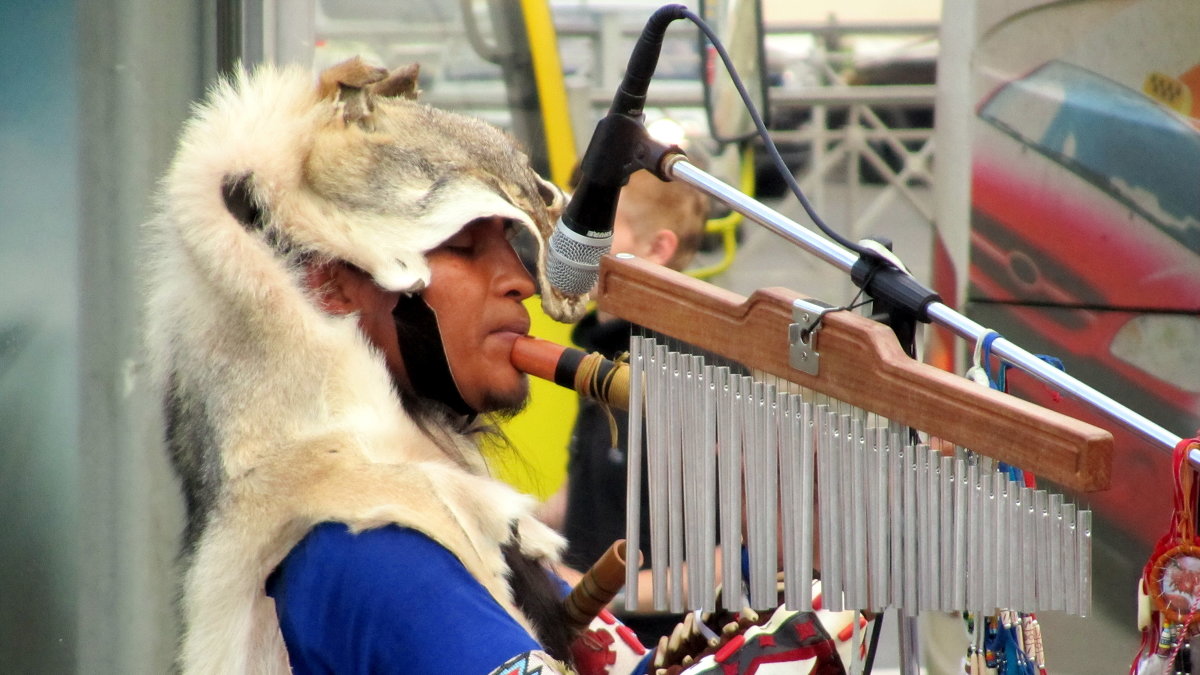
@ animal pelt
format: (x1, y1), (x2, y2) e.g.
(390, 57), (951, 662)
(143, 59), (575, 673)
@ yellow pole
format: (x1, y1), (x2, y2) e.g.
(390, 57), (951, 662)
(519, 0), (577, 187)
(490, 0), (580, 499)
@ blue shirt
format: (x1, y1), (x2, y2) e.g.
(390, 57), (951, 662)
(267, 522), (546, 674)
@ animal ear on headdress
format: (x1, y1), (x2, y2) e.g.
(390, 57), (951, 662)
(369, 63), (421, 100)
(533, 175), (566, 224)
(317, 58), (421, 127)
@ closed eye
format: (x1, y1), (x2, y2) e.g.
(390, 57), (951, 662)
(437, 217), (508, 256)
(439, 230), (476, 254)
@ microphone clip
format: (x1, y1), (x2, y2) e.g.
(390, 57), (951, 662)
(577, 113), (684, 197)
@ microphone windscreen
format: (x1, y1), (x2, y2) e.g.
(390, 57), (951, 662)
(546, 221), (613, 295)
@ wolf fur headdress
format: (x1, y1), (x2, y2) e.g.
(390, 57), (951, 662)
(144, 59), (577, 672)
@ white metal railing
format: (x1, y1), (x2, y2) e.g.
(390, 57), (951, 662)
(416, 12), (942, 245)
(767, 84), (938, 245)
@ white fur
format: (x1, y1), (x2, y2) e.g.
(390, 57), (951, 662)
(145, 62), (569, 673)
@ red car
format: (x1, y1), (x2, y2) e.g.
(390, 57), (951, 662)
(968, 60), (1200, 541)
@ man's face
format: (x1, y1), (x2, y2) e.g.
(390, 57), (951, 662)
(315, 216), (534, 414)
(421, 216), (535, 412)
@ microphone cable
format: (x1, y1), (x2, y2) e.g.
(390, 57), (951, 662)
(673, 7), (887, 264)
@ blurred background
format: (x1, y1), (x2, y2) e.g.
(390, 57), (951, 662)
(2, 0), (1197, 672)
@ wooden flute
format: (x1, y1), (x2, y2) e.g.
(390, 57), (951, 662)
(511, 335), (631, 411)
(562, 540), (636, 634)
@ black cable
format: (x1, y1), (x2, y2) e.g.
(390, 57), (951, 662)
(677, 8), (883, 262)
(861, 612), (885, 674)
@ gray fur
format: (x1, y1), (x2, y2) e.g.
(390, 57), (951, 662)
(164, 374), (221, 555)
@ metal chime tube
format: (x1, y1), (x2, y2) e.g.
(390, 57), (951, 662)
(902, 433), (918, 615)
(870, 427), (888, 612)
(1063, 502), (1078, 616)
(718, 369), (741, 610)
(681, 356), (702, 611)
(1078, 509), (1092, 617)
(798, 399), (816, 611)
(745, 380), (775, 608)
(744, 381), (761, 607)
(1049, 493), (1063, 612)
(888, 425), (905, 610)
(953, 456), (968, 612)
(624, 338), (645, 611)
(849, 417), (868, 611)
(916, 444), (931, 612)
(966, 461), (981, 613)
(991, 471), (1004, 612)
(1021, 486), (1036, 612)
(816, 405), (833, 610)
(1007, 479), (1021, 612)
(667, 352), (684, 611)
(763, 381), (782, 607)
(981, 459), (996, 614)
(759, 383), (780, 609)
(779, 393), (801, 608)
(701, 364), (719, 612)
(648, 343), (668, 610)
(1034, 489), (1048, 611)
(927, 446), (941, 612)
(939, 454), (953, 613)
(828, 408), (846, 611)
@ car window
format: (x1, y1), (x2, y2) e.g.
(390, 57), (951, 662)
(978, 60), (1200, 254)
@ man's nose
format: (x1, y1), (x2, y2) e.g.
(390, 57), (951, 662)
(496, 240), (536, 300)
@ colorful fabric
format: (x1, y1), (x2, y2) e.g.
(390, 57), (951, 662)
(489, 651), (564, 675)
(571, 609), (652, 675)
(674, 607), (846, 675)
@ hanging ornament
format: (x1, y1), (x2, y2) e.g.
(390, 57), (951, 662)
(1134, 437), (1200, 674)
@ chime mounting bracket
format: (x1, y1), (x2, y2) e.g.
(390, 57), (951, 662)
(789, 298), (835, 376)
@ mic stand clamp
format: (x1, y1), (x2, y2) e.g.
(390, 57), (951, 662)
(850, 248), (942, 326)
(577, 113), (685, 204)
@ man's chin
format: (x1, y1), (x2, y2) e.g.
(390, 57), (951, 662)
(481, 380), (531, 420)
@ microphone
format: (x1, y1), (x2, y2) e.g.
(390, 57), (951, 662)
(545, 4), (689, 296)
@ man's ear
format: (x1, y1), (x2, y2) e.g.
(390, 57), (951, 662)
(643, 229), (679, 267)
(306, 261), (358, 315)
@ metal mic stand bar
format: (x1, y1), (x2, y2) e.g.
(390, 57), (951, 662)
(665, 155), (1188, 461)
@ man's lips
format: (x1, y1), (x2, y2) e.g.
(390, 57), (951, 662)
(493, 317), (531, 337)
(490, 325), (531, 359)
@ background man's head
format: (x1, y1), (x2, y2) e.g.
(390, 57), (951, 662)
(611, 169), (709, 271)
